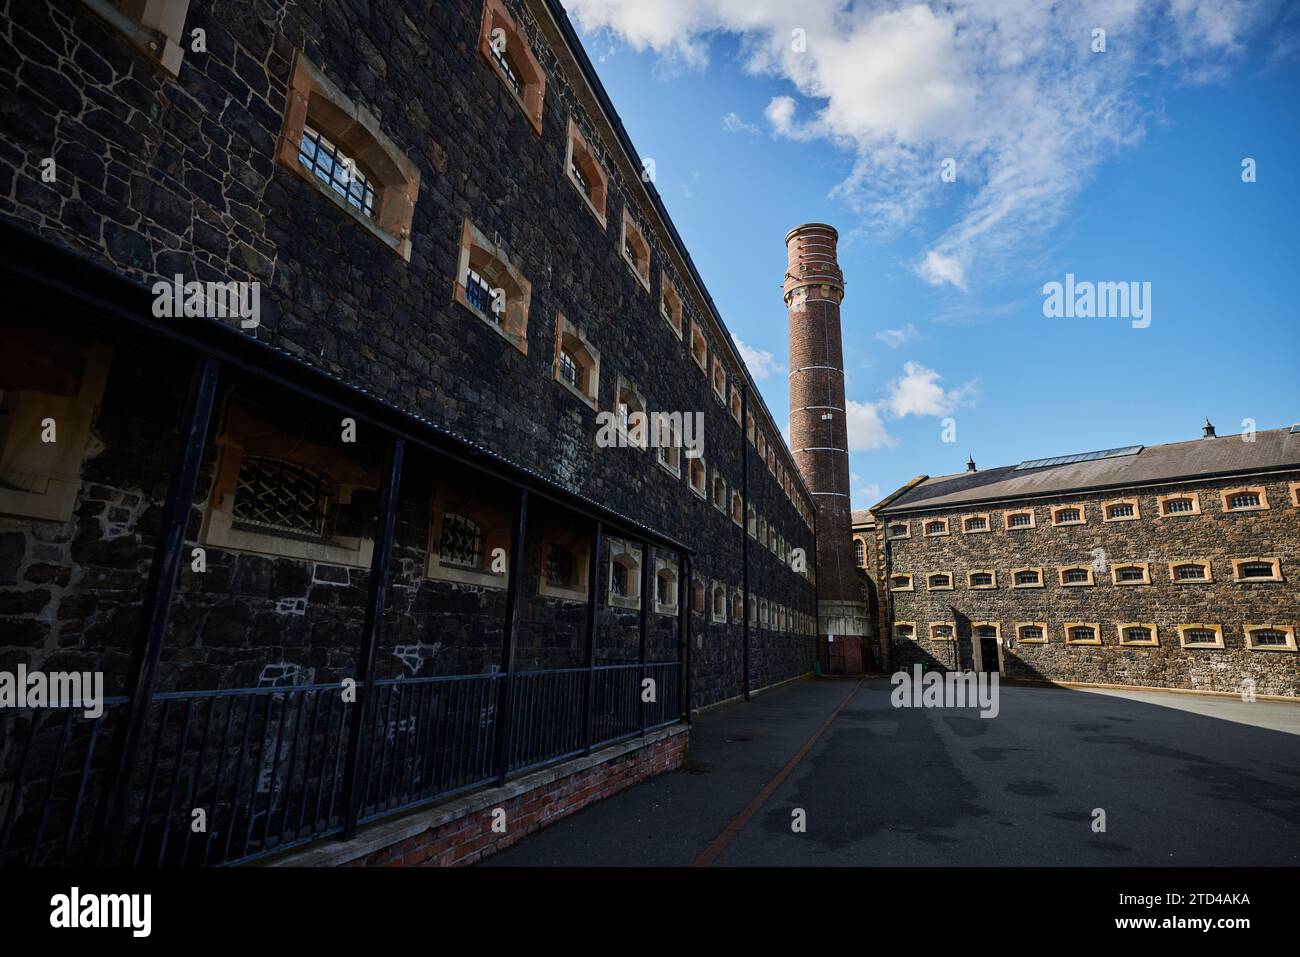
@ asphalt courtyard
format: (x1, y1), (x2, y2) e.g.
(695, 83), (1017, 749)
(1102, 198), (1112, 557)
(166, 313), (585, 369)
(484, 677), (1300, 866)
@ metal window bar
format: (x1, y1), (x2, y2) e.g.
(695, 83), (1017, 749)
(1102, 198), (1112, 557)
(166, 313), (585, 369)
(490, 43), (523, 96)
(464, 268), (497, 320)
(298, 126), (376, 217)
(232, 455), (328, 540)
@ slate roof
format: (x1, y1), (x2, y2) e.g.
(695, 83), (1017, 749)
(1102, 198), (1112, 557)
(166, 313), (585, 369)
(877, 427), (1300, 514)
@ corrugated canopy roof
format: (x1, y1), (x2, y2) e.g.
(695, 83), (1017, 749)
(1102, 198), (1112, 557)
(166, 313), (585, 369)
(878, 427), (1300, 513)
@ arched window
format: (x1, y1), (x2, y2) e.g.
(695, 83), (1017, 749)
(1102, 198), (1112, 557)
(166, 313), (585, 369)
(621, 210), (651, 290)
(853, 539), (865, 567)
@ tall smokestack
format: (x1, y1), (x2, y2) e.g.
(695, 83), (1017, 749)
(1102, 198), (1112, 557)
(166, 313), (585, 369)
(784, 224), (872, 671)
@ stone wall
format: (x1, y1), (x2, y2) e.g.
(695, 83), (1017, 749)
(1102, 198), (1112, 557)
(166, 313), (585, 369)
(882, 475), (1300, 696)
(0, 0), (818, 706)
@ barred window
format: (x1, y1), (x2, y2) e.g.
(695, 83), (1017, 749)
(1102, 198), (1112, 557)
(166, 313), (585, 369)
(971, 572), (994, 587)
(1063, 568), (1090, 584)
(439, 513), (483, 569)
(1183, 628), (1218, 646)
(1228, 492), (1261, 509)
(853, 539), (865, 567)
(1238, 561), (1275, 579)
(610, 561), (629, 598)
(931, 624), (953, 640)
(1069, 626), (1097, 642)
(895, 624), (915, 640)
(964, 516), (987, 531)
(1175, 563), (1207, 580)
(928, 573), (951, 589)
(1163, 498), (1194, 514)
(1122, 626), (1153, 643)
(888, 523), (908, 539)
(232, 456), (328, 540)
(568, 158), (590, 195)
(490, 42), (523, 95)
(1008, 512), (1032, 527)
(1106, 503), (1134, 519)
(1116, 565), (1147, 582)
(544, 543), (573, 588)
(464, 267), (497, 320)
(1249, 629), (1288, 647)
(1014, 570), (1040, 586)
(657, 573), (674, 608)
(1018, 625), (1044, 642)
(1055, 508), (1080, 523)
(558, 349), (581, 390)
(298, 126), (376, 218)
(976, 625), (998, 639)
(924, 520), (946, 535)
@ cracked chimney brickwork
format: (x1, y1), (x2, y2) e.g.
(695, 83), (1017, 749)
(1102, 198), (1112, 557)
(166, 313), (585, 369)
(784, 224), (872, 668)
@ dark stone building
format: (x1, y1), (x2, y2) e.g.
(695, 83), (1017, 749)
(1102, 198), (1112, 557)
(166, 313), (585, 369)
(873, 426), (1300, 697)
(0, 0), (818, 866)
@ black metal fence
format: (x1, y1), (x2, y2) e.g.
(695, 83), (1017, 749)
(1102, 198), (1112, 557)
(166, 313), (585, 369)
(0, 662), (682, 867)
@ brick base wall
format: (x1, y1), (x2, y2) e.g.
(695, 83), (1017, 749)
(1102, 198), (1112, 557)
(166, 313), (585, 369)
(271, 725), (688, 868)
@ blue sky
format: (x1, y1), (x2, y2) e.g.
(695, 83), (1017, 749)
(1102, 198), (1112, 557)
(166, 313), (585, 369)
(562, 0), (1300, 507)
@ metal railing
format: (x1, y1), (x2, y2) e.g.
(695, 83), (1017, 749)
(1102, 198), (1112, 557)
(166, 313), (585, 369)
(0, 661), (682, 867)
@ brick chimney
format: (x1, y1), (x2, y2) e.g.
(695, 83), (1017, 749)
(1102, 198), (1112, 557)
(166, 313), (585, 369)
(785, 223), (872, 671)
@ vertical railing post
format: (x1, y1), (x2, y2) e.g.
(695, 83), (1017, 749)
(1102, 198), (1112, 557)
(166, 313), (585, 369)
(680, 552), (691, 724)
(94, 356), (220, 865)
(583, 521), (602, 753)
(340, 434), (405, 839)
(492, 489), (529, 784)
(638, 542), (650, 736)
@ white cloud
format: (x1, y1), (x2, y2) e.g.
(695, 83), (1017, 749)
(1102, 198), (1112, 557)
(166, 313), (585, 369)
(884, 361), (977, 418)
(873, 323), (920, 348)
(856, 482), (882, 505)
(734, 336), (783, 379)
(562, 0), (1277, 289)
(721, 111), (760, 134)
(845, 399), (896, 451)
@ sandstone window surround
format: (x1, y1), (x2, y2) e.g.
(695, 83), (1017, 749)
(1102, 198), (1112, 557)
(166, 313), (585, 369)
(928, 622), (955, 642)
(1157, 492), (1201, 517)
(1221, 486), (1269, 513)
(890, 573), (914, 592)
(620, 209), (652, 293)
(926, 572), (954, 591)
(760, 599), (772, 628)
(453, 218), (532, 354)
(895, 622), (916, 640)
(1243, 624), (1297, 652)
(690, 322), (709, 374)
(1169, 559), (1213, 583)
(478, 0), (546, 137)
(758, 516), (768, 547)
(710, 581), (727, 623)
(711, 355), (727, 404)
(426, 485), (512, 588)
(1102, 497), (1140, 522)
(537, 529), (591, 602)
(755, 431), (767, 464)
(747, 505), (757, 538)
(606, 538), (643, 610)
(973, 622), (1000, 644)
(1050, 503), (1086, 526)
(611, 375), (647, 451)
(655, 415), (681, 477)
(749, 592), (758, 626)
(0, 332), (112, 523)
(767, 446), (776, 476)
(745, 410), (755, 445)
(1011, 567), (1044, 588)
(277, 51), (420, 261)
(552, 312), (599, 409)
(1111, 562), (1151, 586)
(1117, 622), (1159, 647)
(923, 517), (950, 537)
(711, 471), (727, 513)
(1064, 622), (1101, 646)
(968, 570), (997, 589)
(1059, 565), (1095, 587)
(691, 576), (705, 617)
(731, 491), (744, 527)
(1290, 482), (1300, 507)
(653, 556), (678, 616)
(81, 0), (190, 76)
(564, 118), (608, 226)
(659, 277), (684, 339)
(204, 397), (380, 569)
(961, 513), (990, 533)
(1177, 623), (1225, 650)
(1231, 556), (1282, 583)
(1004, 508), (1036, 530)
(887, 521), (910, 540)
(731, 588), (744, 624)
(1016, 622), (1048, 644)
(688, 455), (707, 499)
(729, 385), (742, 426)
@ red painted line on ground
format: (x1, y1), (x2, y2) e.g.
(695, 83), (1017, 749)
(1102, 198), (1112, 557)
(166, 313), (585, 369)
(692, 678), (865, 867)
